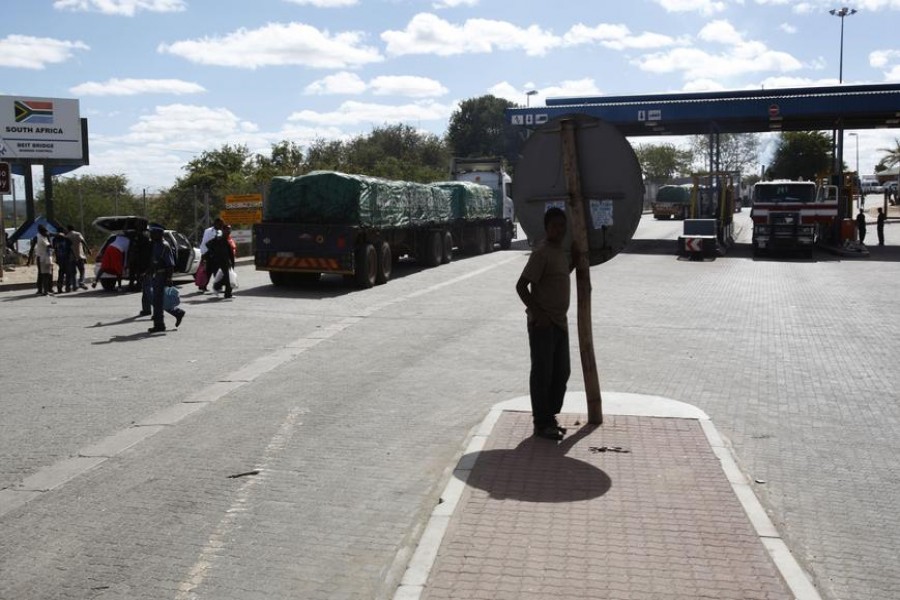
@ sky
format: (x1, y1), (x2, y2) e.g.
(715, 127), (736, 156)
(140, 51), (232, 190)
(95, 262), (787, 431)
(2, 0), (900, 195)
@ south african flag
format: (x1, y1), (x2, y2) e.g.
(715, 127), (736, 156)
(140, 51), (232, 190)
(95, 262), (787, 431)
(15, 100), (54, 124)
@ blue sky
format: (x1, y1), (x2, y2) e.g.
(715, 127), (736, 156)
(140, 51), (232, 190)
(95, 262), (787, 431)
(3, 0), (900, 193)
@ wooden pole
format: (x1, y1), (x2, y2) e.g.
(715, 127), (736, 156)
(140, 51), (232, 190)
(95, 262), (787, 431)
(560, 119), (603, 425)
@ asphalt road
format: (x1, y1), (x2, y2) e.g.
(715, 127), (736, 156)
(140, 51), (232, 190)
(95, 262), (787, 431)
(2, 212), (900, 600)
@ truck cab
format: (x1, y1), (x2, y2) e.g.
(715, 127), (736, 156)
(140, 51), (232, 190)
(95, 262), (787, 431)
(750, 181), (832, 257)
(449, 157), (515, 248)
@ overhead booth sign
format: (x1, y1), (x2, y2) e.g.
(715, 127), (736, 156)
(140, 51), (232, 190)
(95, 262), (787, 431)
(0, 96), (83, 161)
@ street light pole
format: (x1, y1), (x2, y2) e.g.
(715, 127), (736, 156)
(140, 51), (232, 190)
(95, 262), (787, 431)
(829, 7), (857, 84)
(525, 90), (538, 107)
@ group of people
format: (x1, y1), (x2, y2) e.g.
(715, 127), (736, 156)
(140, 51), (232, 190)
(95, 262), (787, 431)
(144, 218), (236, 333)
(29, 225), (91, 296)
(856, 207), (888, 247)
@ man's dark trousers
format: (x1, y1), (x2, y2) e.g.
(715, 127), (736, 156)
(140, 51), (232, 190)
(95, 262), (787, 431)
(151, 271), (184, 329)
(528, 322), (570, 428)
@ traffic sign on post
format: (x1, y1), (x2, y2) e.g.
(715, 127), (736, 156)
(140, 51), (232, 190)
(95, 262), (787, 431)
(0, 162), (10, 194)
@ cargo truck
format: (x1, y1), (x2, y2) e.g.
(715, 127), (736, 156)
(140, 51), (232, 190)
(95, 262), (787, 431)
(750, 180), (836, 257)
(651, 184), (691, 220)
(449, 157), (515, 249)
(253, 170), (510, 288)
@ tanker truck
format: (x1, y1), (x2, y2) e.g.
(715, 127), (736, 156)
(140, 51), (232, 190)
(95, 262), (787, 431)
(253, 170), (508, 288)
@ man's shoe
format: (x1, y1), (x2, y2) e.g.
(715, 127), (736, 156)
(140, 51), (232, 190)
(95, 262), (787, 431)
(534, 425), (564, 441)
(147, 326), (166, 333)
(223, 293), (232, 299)
(138, 310), (151, 317)
(175, 312), (184, 327)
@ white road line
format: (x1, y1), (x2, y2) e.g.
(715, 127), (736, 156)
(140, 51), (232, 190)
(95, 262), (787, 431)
(174, 406), (305, 600)
(0, 254), (520, 519)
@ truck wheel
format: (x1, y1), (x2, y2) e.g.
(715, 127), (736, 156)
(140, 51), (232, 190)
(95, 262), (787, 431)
(269, 271), (289, 286)
(375, 241), (392, 285)
(499, 223), (512, 250)
(484, 227), (495, 253)
(424, 231), (443, 267)
(441, 231), (453, 264)
(355, 244), (377, 288)
(471, 227), (487, 255)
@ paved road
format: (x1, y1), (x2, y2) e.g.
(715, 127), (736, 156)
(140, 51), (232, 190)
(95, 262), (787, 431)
(2, 213), (899, 599)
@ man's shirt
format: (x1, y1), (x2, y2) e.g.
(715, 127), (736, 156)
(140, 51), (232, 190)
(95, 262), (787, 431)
(520, 240), (571, 330)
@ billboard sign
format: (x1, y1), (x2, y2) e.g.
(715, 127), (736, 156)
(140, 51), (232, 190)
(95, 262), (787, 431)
(0, 96), (83, 160)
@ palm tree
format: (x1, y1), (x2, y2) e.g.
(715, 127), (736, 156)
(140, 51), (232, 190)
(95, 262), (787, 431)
(878, 138), (900, 168)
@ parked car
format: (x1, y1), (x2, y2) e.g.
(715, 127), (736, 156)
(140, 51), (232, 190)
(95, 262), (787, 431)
(92, 216), (199, 291)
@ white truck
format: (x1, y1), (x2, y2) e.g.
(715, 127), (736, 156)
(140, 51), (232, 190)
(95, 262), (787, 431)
(449, 157), (515, 249)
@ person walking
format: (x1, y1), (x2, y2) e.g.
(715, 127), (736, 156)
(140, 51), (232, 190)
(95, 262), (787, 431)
(856, 210), (867, 244)
(197, 218), (223, 293)
(877, 207), (886, 246)
(208, 224), (235, 299)
(33, 225), (54, 296)
(147, 226), (185, 333)
(515, 207), (575, 441)
(93, 233), (130, 290)
(65, 225), (90, 290)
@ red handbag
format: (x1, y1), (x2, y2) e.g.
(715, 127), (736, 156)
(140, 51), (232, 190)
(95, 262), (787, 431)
(194, 262), (209, 288)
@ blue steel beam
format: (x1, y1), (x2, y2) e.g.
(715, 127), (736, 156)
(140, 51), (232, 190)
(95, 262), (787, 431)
(507, 83), (900, 136)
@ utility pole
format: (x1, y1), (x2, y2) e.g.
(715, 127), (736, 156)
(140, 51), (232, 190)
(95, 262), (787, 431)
(560, 118), (603, 425)
(143, 188), (147, 215)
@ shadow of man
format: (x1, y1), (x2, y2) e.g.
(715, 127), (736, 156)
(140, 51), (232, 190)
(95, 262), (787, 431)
(455, 424), (611, 503)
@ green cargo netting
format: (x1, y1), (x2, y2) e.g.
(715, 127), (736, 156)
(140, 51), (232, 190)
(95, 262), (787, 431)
(432, 181), (498, 219)
(656, 185), (691, 204)
(265, 171), (453, 227)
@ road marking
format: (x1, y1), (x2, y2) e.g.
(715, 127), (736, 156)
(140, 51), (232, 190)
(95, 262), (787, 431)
(0, 254), (520, 518)
(175, 406), (305, 600)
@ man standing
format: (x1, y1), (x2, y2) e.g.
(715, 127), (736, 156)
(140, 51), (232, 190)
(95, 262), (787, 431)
(147, 226), (185, 333)
(856, 210), (867, 244)
(877, 207), (886, 247)
(65, 225), (90, 290)
(516, 207), (574, 441)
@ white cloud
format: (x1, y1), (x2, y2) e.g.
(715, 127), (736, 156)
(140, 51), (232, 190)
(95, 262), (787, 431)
(304, 72), (368, 95)
(870, 49), (900, 68)
(283, 0), (357, 5)
(563, 23), (686, 50)
(487, 79), (602, 105)
(433, 0), (478, 8)
(633, 21), (802, 81)
(789, 0), (900, 12)
(70, 78), (205, 96)
(0, 34), (88, 69)
(757, 75), (840, 88)
(779, 23), (798, 34)
(287, 100), (454, 126)
(698, 20), (741, 44)
(886, 66), (900, 81)
(159, 22), (383, 69)
(53, 0), (186, 16)
(382, 13), (562, 57)
(654, 0), (727, 16)
(682, 78), (727, 91)
(370, 76), (448, 97)
(304, 73), (448, 97)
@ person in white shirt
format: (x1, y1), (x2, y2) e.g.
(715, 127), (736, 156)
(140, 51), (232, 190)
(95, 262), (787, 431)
(197, 218), (223, 292)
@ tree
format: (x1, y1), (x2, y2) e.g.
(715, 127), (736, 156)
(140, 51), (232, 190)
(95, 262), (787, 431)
(251, 140), (304, 186)
(38, 174), (136, 249)
(634, 143), (693, 183)
(689, 133), (760, 175)
(446, 95), (518, 165)
(766, 131), (833, 181)
(343, 124), (449, 182)
(877, 138), (900, 169)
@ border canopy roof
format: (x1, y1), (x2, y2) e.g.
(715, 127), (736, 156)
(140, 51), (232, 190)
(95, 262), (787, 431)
(506, 83), (900, 136)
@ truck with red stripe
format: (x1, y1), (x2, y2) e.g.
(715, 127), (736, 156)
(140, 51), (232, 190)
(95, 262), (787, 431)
(750, 180), (837, 257)
(253, 168), (514, 288)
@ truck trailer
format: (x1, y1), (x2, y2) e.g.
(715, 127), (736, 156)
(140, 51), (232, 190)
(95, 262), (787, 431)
(253, 170), (510, 288)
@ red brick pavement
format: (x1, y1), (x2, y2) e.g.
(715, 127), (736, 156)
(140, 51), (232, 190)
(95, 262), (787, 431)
(421, 411), (794, 600)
